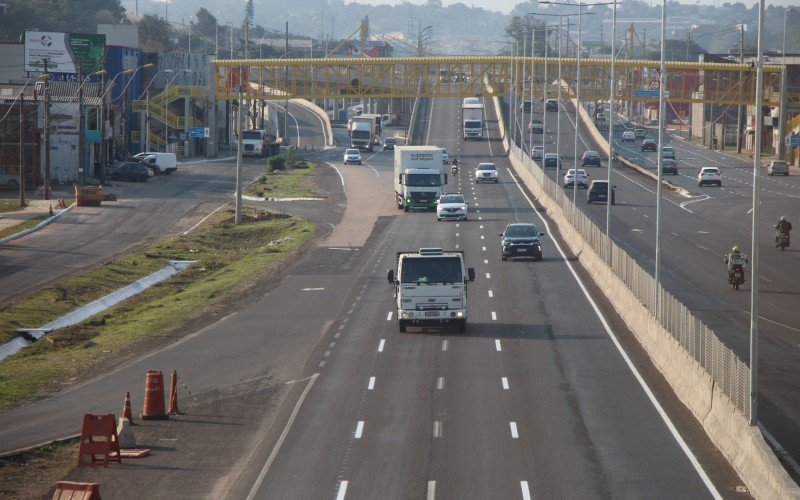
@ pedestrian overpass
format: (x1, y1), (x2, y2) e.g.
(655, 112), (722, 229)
(212, 56), (784, 106)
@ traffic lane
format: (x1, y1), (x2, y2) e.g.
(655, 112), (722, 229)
(0, 159), (265, 304)
(267, 100), (325, 149)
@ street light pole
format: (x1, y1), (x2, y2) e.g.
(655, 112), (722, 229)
(654, 0), (667, 316)
(606, 0), (618, 263)
(235, 64), (244, 224)
(18, 87), (25, 207)
(777, 7), (794, 161)
(43, 58), (51, 200)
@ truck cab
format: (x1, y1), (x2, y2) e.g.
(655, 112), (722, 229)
(387, 248), (476, 332)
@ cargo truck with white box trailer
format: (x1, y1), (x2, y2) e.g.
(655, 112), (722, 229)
(462, 102), (484, 140)
(394, 146), (446, 211)
(387, 248), (476, 333)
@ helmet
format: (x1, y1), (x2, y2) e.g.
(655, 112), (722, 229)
(732, 245), (740, 252)
(781, 216), (787, 222)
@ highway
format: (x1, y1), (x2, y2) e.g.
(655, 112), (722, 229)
(0, 97), (751, 497)
(509, 96), (800, 467)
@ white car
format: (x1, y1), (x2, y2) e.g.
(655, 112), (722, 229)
(621, 130), (635, 142)
(563, 169), (589, 189)
(697, 167), (722, 187)
(343, 149), (362, 165)
(475, 163), (499, 183)
(531, 146), (546, 161)
(441, 148), (449, 164)
(436, 193), (469, 221)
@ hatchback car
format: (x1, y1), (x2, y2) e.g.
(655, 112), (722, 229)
(641, 138), (657, 151)
(529, 120), (544, 134)
(531, 145), (546, 161)
(587, 180), (615, 204)
(475, 163), (498, 183)
(441, 148), (449, 164)
(563, 169), (589, 189)
(543, 153), (561, 169)
(500, 223), (545, 261)
(697, 167), (722, 187)
(436, 193), (469, 221)
(383, 137), (397, 150)
(343, 149), (362, 165)
(661, 158), (678, 175)
(661, 146), (676, 159)
(768, 160), (789, 176)
(580, 150), (601, 167)
(108, 162), (150, 182)
(622, 130), (635, 142)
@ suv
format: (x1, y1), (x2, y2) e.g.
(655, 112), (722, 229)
(621, 130), (635, 142)
(475, 162), (498, 183)
(545, 99), (558, 112)
(344, 149), (362, 164)
(580, 150), (601, 167)
(661, 146), (676, 159)
(500, 223), (545, 261)
(641, 138), (657, 151)
(768, 160), (789, 176)
(531, 145), (546, 161)
(587, 180), (615, 204)
(383, 137), (397, 150)
(697, 167), (722, 187)
(521, 100), (533, 112)
(661, 159), (678, 175)
(634, 128), (646, 139)
(436, 193), (469, 221)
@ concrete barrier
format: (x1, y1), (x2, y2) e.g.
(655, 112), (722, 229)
(501, 135), (800, 499)
(290, 98), (334, 148)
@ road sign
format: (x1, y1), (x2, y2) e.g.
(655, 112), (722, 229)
(634, 90), (659, 97)
(190, 127), (208, 138)
(791, 134), (800, 147)
(650, 80), (660, 90)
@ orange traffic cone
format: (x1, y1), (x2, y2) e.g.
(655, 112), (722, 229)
(167, 370), (181, 415)
(141, 370), (168, 420)
(121, 391), (134, 425)
(48, 204), (53, 216)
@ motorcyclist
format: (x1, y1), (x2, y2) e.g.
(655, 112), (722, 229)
(774, 216), (792, 247)
(451, 156), (459, 174)
(723, 245), (748, 283)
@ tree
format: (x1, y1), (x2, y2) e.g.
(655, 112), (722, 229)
(194, 8), (218, 41)
(0, 0), (125, 40)
(137, 14), (172, 51)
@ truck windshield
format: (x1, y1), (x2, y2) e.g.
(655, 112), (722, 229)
(406, 173), (441, 187)
(242, 131), (263, 140)
(351, 130), (371, 139)
(464, 120), (481, 128)
(401, 257), (463, 284)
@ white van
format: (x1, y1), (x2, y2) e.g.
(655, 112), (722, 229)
(135, 152), (177, 175)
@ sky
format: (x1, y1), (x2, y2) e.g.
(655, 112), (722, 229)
(423, 0), (798, 15)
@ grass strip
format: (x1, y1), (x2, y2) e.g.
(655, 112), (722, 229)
(0, 215), (49, 240)
(245, 159), (322, 199)
(0, 206), (315, 410)
(0, 200), (26, 214)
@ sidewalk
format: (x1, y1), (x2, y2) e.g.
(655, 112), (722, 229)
(0, 199), (60, 235)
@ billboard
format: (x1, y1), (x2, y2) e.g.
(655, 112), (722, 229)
(25, 31), (106, 74)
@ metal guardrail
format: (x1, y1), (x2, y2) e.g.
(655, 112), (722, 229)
(510, 142), (751, 419)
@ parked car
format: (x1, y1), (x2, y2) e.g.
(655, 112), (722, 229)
(134, 152), (177, 174)
(441, 148), (449, 164)
(661, 146), (676, 159)
(661, 159), (678, 175)
(0, 171), (21, 188)
(767, 160), (789, 176)
(500, 222), (545, 261)
(383, 137), (397, 150)
(580, 150), (602, 167)
(343, 149), (362, 165)
(108, 162), (150, 182)
(436, 193), (469, 221)
(587, 180), (616, 204)
(641, 138), (657, 152)
(621, 130), (635, 142)
(563, 168), (589, 189)
(531, 145), (546, 161)
(543, 153), (561, 169)
(529, 120), (543, 134)
(697, 167), (722, 187)
(475, 162), (499, 183)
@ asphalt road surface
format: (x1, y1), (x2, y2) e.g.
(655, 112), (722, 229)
(0, 97), (752, 498)
(510, 96), (800, 469)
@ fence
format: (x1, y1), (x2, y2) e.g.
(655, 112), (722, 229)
(509, 142), (751, 419)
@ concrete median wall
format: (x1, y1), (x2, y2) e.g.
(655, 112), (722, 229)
(290, 99), (334, 147)
(492, 93), (799, 498)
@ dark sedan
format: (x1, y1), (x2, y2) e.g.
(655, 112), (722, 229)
(641, 138), (657, 152)
(580, 150), (602, 167)
(109, 162), (150, 182)
(661, 159), (678, 175)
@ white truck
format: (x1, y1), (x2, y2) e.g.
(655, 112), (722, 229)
(394, 146), (446, 211)
(241, 129), (268, 156)
(349, 117), (375, 151)
(462, 102), (484, 140)
(387, 248), (476, 333)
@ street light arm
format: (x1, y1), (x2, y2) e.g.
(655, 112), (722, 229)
(112, 63), (155, 102)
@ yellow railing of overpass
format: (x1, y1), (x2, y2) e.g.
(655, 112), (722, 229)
(213, 56), (783, 106)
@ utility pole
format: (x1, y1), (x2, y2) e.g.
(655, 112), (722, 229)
(122, 88), (128, 158)
(78, 61), (85, 186)
(736, 24), (745, 153)
(284, 21), (289, 145)
(99, 65), (106, 182)
(235, 64), (244, 224)
(43, 58), (51, 200)
(19, 88), (26, 207)
(145, 90), (151, 152)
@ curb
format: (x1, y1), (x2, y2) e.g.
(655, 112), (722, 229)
(0, 203), (76, 245)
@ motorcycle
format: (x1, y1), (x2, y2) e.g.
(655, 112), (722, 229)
(776, 232), (790, 251)
(451, 164), (459, 175)
(729, 264), (744, 291)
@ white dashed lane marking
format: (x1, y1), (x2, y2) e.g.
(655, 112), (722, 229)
(378, 339), (385, 352)
(336, 481), (348, 500)
(368, 377), (375, 390)
(354, 421), (364, 439)
(502, 377), (509, 390)
(491, 311), (497, 321)
(510, 422), (519, 439)
(495, 339), (502, 351)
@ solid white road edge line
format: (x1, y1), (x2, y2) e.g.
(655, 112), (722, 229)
(245, 373), (320, 500)
(336, 480), (348, 500)
(507, 167), (723, 499)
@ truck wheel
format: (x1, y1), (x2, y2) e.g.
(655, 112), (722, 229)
(455, 319), (466, 333)
(403, 205), (409, 212)
(398, 320), (407, 333)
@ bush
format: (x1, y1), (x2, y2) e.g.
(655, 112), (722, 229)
(268, 155), (286, 171)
